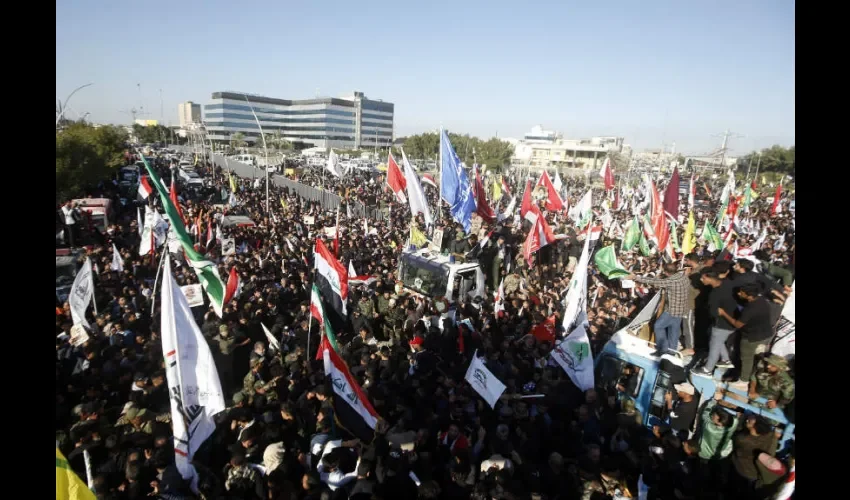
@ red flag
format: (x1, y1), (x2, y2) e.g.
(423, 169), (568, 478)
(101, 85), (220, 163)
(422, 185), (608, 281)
(662, 167), (680, 220)
(648, 179), (671, 255)
(520, 180), (537, 223)
(138, 175), (153, 199)
(771, 183), (782, 215)
(473, 167), (496, 223)
(751, 179), (757, 190)
(535, 171), (565, 211)
(600, 158), (616, 191)
(386, 153), (407, 203)
(169, 177), (184, 223)
(224, 267), (241, 303)
(613, 186), (621, 211)
(531, 316), (556, 344)
(523, 215), (556, 266)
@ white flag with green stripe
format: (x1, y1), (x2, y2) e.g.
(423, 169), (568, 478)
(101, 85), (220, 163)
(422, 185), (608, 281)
(138, 155), (227, 317)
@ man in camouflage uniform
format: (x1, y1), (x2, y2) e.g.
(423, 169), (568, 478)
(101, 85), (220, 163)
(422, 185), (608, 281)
(749, 354), (794, 410)
(242, 358), (266, 397)
(383, 297), (406, 344)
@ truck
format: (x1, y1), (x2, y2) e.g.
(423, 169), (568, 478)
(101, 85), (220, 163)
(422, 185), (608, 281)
(73, 198), (114, 234)
(397, 247), (486, 304)
(594, 293), (795, 454)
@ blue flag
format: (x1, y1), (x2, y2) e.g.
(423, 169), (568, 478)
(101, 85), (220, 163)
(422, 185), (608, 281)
(440, 130), (477, 232)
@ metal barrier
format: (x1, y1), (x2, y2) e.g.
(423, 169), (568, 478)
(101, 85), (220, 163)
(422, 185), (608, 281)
(205, 153), (385, 221)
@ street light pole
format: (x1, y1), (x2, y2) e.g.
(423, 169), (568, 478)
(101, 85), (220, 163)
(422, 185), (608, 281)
(56, 83), (94, 127)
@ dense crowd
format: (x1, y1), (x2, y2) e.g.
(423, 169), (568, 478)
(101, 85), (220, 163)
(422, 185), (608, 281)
(56, 150), (795, 500)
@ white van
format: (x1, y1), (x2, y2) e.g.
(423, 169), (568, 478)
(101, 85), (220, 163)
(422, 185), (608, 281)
(231, 154), (257, 165)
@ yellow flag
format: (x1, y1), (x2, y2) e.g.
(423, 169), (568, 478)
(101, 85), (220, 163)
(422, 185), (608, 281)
(56, 448), (96, 500)
(280, 198), (287, 209)
(493, 176), (502, 201)
(410, 223), (428, 247)
(682, 211), (696, 255)
(229, 172), (237, 193)
(194, 154), (199, 166)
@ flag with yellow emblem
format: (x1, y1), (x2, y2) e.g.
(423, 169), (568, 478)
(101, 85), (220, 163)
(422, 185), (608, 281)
(56, 448), (96, 500)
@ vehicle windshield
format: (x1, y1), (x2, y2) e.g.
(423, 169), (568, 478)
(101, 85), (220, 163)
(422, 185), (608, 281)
(56, 263), (77, 288)
(399, 255), (449, 297)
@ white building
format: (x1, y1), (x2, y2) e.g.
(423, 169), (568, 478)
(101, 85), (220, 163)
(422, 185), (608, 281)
(203, 90), (394, 150)
(511, 126), (625, 170)
(178, 101), (202, 127)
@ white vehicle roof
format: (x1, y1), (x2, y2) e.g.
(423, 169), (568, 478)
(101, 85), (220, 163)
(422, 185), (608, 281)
(402, 247), (480, 272)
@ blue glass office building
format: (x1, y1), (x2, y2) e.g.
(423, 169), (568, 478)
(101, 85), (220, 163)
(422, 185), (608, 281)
(204, 91), (393, 149)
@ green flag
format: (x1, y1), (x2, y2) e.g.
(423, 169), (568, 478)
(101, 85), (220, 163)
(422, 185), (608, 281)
(594, 245), (630, 278)
(638, 230), (651, 256)
(621, 217), (641, 251)
(743, 185), (752, 209)
(715, 200), (728, 227)
(138, 155), (227, 316)
(701, 220), (724, 251)
(310, 285), (341, 354)
(670, 221), (680, 252)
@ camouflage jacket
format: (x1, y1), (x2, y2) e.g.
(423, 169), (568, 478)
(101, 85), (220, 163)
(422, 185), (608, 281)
(752, 366), (795, 407)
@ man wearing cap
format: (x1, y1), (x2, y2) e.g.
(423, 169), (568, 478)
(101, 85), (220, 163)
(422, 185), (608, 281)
(666, 382), (699, 440)
(408, 336), (435, 376)
(749, 355), (794, 410)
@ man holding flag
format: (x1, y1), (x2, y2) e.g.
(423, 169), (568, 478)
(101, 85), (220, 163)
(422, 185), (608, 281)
(626, 262), (692, 357)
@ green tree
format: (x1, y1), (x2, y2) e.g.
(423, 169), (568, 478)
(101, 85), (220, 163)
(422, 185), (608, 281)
(739, 145), (795, 176)
(56, 123), (128, 202)
(398, 132), (513, 170)
(231, 132), (247, 149)
(132, 124), (171, 144)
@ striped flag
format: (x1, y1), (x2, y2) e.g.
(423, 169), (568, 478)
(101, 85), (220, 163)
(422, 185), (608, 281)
(311, 284), (341, 358)
(138, 154), (227, 317)
(321, 336), (380, 441)
(138, 175), (153, 199)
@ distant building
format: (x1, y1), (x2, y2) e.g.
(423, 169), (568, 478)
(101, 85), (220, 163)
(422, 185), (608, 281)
(134, 119), (159, 127)
(178, 101), (202, 127)
(511, 126), (624, 170)
(203, 90), (394, 149)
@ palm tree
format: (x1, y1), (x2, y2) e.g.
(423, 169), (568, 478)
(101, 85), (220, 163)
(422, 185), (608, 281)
(231, 132), (247, 150)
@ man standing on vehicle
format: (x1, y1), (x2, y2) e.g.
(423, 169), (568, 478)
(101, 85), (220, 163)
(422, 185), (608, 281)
(627, 262), (691, 357)
(693, 271), (737, 376)
(60, 200), (81, 248)
(717, 283), (775, 385)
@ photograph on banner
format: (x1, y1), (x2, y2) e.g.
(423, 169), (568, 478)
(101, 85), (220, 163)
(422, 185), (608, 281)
(221, 238), (236, 256)
(181, 284), (205, 308)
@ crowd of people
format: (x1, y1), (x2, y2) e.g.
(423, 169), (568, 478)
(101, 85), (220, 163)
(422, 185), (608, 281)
(56, 149), (795, 500)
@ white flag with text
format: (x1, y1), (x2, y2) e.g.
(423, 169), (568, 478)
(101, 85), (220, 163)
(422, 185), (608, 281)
(464, 350), (506, 409)
(160, 255), (225, 491)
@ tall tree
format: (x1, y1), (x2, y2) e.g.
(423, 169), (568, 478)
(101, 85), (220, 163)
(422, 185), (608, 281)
(56, 123), (128, 202)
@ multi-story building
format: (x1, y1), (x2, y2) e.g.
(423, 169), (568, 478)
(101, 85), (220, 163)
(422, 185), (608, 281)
(203, 91), (394, 150)
(178, 101), (202, 127)
(510, 126), (625, 170)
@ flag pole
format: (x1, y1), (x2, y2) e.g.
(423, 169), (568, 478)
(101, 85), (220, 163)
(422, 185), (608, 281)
(150, 245), (169, 318)
(88, 264), (98, 315)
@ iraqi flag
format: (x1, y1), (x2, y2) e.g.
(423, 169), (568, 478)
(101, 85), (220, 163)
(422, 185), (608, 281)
(314, 238), (349, 334)
(321, 336), (380, 441)
(223, 267), (242, 304)
(348, 261), (376, 286)
(206, 224), (215, 249)
(535, 171), (565, 211)
(311, 284), (342, 358)
(523, 214), (556, 266)
(501, 177), (512, 198)
(138, 175), (154, 200)
(421, 173), (438, 189)
(386, 153), (407, 203)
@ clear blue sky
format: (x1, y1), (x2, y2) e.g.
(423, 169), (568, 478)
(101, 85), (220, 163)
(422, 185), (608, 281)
(56, 0), (794, 155)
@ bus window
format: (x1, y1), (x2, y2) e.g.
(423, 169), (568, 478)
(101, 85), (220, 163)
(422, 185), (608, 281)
(595, 356), (643, 399)
(648, 371), (673, 420)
